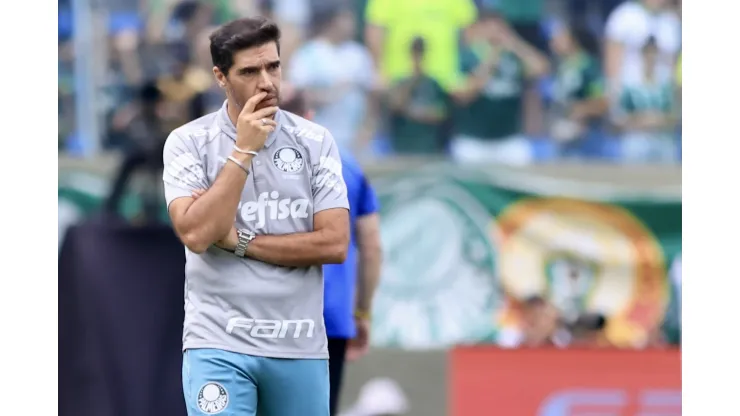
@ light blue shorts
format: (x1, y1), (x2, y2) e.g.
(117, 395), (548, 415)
(182, 348), (330, 416)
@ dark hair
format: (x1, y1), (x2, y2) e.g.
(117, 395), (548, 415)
(209, 17), (281, 75)
(411, 37), (425, 54)
(281, 89), (308, 116)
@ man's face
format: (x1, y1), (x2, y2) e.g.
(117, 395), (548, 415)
(215, 41), (281, 112)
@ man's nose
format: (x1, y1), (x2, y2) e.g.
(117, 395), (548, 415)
(258, 70), (274, 90)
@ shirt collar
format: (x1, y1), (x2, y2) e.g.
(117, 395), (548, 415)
(217, 100), (282, 148)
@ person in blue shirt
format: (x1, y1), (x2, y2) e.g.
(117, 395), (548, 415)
(281, 88), (383, 415)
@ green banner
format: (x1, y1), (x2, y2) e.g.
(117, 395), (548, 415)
(58, 157), (682, 349)
(370, 166), (681, 350)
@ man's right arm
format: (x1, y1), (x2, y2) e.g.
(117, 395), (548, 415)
(164, 93), (276, 253)
(163, 133), (253, 254)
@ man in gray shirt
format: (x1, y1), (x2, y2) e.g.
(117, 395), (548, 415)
(162, 17), (350, 416)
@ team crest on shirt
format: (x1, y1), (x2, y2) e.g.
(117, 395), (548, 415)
(272, 147), (305, 173)
(197, 382), (229, 414)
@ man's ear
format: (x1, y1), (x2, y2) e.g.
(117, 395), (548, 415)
(306, 109), (315, 121)
(213, 66), (226, 88)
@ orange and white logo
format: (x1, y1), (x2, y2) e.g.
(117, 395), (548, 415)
(492, 198), (669, 347)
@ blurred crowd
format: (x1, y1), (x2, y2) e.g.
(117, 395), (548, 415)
(58, 0), (682, 164)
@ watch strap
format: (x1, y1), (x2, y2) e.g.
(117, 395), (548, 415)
(234, 229), (255, 257)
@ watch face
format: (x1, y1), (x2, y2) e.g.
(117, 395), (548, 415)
(237, 230), (255, 243)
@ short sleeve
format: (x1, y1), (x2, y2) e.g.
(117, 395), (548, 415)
(312, 130), (350, 213)
(365, 0), (393, 26)
(161, 132), (208, 209)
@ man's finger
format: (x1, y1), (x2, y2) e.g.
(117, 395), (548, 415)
(247, 106), (279, 121)
(241, 92), (268, 115)
(252, 124), (276, 134)
(259, 118), (278, 127)
(249, 118), (278, 129)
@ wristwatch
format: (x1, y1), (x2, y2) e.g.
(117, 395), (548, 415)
(234, 229), (256, 257)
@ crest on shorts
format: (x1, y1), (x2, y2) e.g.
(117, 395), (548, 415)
(197, 382), (229, 414)
(273, 147), (304, 173)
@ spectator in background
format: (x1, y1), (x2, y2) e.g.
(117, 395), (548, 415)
(613, 37), (679, 163)
(497, 296), (562, 348)
(386, 37), (449, 155)
(289, 4), (377, 151)
(267, 0), (310, 72)
(109, 82), (169, 156)
(156, 47), (212, 129)
(364, 0), (477, 91)
(567, 313), (608, 347)
(105, 29), (145, 106)
(549, 22), (608, 159)
(191, 26), (226, 114)
(520, 296), (561, 347)
(105, 82), (169, 221)
(481, 0), (549, 137)
(165, 0), (214, 47)
(147, 0), (232, 43)
(604, 0), (681, 91)
(567, 0), (623, 34)
(450, 11), (549, 165)
(484, 0), (548, 52)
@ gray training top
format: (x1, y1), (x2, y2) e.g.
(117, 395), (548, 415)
(162, 101), (349, 359)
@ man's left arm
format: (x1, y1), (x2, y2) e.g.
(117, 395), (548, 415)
(220, 130), (350, 267)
